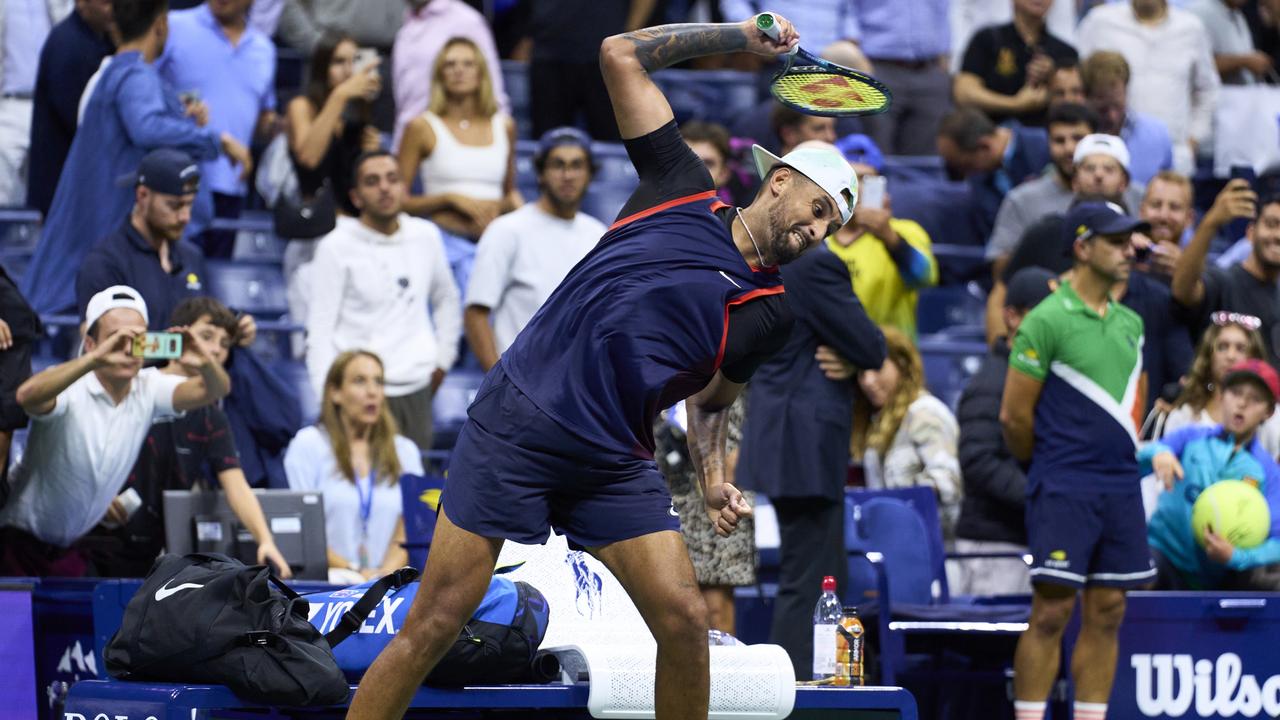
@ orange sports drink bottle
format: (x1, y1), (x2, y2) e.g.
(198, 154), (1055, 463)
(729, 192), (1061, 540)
(834, 606), (865, 686)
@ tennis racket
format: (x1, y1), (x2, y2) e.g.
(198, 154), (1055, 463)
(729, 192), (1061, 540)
(755, 13), (892, 117)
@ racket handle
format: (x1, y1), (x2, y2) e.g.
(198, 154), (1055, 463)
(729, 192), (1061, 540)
(756, 12), (781, 41)
(755, 12), (798, 55)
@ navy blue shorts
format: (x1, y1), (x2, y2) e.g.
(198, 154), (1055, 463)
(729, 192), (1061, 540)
(440, 366), (680, 548)
(1026, 488), (1155, 589)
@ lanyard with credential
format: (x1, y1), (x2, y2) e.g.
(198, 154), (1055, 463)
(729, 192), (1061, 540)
(356, 472), (375, 570)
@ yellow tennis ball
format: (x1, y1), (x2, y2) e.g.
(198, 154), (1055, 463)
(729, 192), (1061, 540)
(1191, 480), (1271, 550)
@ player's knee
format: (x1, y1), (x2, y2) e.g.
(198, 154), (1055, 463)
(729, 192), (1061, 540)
(1083, 591), (1126, 634)
(652, 589), (710, 644)
(400, 598), (473, 652)
(1028, 590), (1075, 637)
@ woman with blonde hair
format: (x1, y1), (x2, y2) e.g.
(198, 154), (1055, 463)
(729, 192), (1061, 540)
(398, 36), (522, 241)
(853, 326), (963, 539)
(285, 350), (424, 582)
(1154, 312), (1280, 455)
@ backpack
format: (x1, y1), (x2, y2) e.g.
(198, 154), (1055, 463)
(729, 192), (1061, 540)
(104, 553), (417, 705)
(306, 574), (556, 685)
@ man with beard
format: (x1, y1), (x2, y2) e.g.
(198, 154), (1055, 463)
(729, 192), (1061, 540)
(997, 137), (1193, 412)
(986, 103), (1099, 277)
(1001, 201), (1152, 720)
(346, 13), (859, 720)
(1136, 170), (1194, 279)
(986, 126), (1141, 342)
(1173, 181), (1280, 366)
(464, 127), (604, 371)
(76, 148), (256, 346)
(306, 150), (461, 452)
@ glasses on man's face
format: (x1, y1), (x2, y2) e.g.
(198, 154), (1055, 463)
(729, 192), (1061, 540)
(1211, 311), (1263, 331)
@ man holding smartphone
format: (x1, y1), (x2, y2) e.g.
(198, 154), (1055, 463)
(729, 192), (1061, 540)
(824, 134), (938, 338)
(90, 296), (291, 578)
(0, 286), (230, 576)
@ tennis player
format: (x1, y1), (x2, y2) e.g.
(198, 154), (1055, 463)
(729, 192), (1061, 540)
(348, 13), (857, 719)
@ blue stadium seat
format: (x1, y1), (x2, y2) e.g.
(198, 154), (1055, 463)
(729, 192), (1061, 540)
(0, 207), (42, 256)
(888, 176), (979, 246)
(653, 68), (762, 128)
(844, 487), (1029, 686)
(204, 260), (289, 319)
(916, 282), (986, 336)
(272, 360), (318, 425)
(917, 335), (986, 411)
(431, 368), (485, 451)
(501, 60), (532, 139)
(593, 142), (637, 184)
(223, 212), (286, 263)
(582, 182), (636, 225)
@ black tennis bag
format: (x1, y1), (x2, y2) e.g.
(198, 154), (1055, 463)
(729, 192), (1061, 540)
(104, 553), (417, 706)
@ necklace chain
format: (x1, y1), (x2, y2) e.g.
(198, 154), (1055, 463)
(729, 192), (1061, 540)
(735, 207), (767, 267)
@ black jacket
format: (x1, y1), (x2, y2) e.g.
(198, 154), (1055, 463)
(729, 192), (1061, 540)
(738, 246), (886, 500)
(955, 339), (1027, 544)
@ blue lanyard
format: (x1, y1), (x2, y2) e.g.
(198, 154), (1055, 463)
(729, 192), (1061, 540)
(356, 472), (375, 535)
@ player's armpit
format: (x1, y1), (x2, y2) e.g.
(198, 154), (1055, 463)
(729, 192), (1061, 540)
(690, 370), (744, 412)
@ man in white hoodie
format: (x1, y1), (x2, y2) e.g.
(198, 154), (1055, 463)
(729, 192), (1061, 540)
(306, 150), (461, 451)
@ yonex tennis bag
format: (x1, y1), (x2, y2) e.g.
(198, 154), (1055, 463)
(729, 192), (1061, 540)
(103, 553), (416, 705)
(306, 574), (556, 685)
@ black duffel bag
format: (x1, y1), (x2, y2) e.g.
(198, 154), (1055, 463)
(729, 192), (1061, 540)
(104, 553), (417, 706)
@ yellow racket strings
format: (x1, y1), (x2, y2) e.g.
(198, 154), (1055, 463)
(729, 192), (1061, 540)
(773, 72), (888, 112)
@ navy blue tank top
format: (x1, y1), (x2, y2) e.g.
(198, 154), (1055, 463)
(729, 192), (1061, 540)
(501, 191), (787, 458)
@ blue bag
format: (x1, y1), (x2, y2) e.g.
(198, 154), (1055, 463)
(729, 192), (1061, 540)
(306, 573), (554, 685)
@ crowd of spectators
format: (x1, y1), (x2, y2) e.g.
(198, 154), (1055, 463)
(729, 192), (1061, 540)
(2, 2), (1280, 701)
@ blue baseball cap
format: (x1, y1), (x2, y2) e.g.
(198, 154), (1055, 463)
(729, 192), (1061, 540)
(835, 133), (884, 173)
(1062, 201), (1150, 256)
(535, 126), (594, 170)
(126, 148), (201, 195)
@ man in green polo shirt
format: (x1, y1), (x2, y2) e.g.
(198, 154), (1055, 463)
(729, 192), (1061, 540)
(1000, 201), (1154, 720)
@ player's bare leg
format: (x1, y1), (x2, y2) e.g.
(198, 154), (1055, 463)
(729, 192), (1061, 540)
(1071, 586), (1127, 702)
(1013, 583), (1077, 702)
(347, 508), (503, 719)
(702, 585), (736, 634)
(593, 530), (710, 720)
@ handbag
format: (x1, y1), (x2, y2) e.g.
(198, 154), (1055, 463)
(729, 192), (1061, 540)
(104, 554), (415, 705)
(273, 181), (337, 240)
(306, 574), (558, 685)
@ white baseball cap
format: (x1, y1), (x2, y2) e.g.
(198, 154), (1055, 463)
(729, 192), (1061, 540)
(751, 142), (859, 225)
(85, 285), (149, 330)
(1073, 133), (1130, 175)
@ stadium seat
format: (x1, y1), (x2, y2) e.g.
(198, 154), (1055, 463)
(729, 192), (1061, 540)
(653, 68), (762, 128)
(916, 282), (986, 336)
(271, 360), (318, 425)
(0, 207), (41, 254)
(204, 260), (289, 319)
(431, 367), (485, 451)
(399, 473), (445, 570)
(917, 335), (986, 411)
(843, 487), (1029, 686)
(501, 60), (533, 140)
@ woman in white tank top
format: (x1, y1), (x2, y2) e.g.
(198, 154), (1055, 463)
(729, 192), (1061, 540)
(397, 37), (522, 240)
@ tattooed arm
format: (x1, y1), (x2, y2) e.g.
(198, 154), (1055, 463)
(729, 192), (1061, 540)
(599, 13), (799, 140)
(687, 372), (752, 537)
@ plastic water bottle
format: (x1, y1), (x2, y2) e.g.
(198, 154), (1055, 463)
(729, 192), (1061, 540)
(812, 575), (841, 680)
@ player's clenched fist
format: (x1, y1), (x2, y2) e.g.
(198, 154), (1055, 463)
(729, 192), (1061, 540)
(706, 482), (753, 537)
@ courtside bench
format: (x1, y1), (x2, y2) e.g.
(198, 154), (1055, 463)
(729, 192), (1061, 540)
(63, 680), (920, 719)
